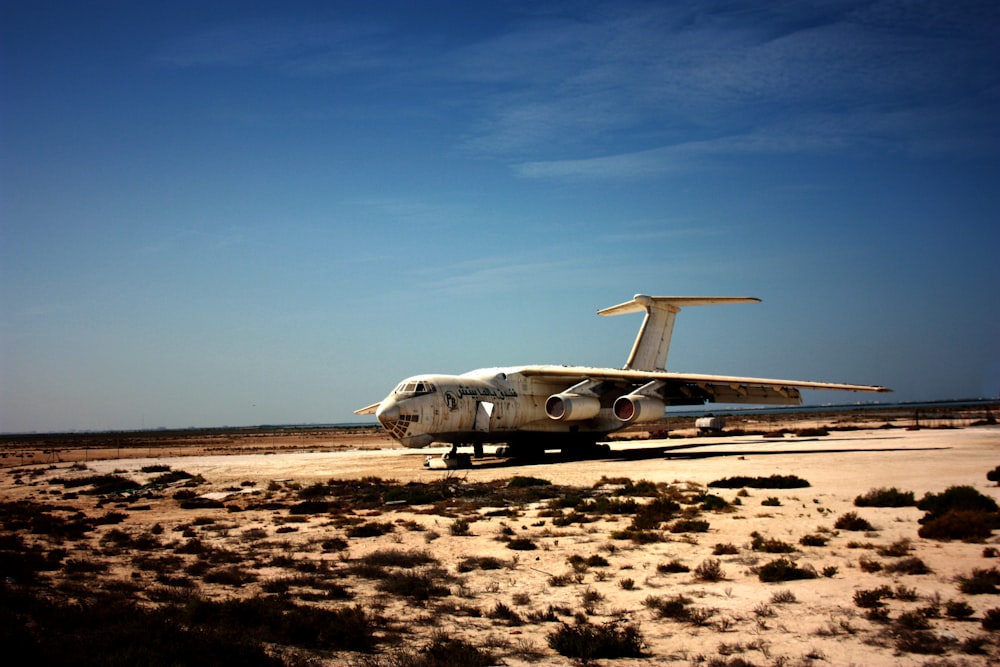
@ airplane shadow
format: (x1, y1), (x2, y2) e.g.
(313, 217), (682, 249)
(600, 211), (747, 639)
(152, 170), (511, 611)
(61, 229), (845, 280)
(468, 435), (949, 469)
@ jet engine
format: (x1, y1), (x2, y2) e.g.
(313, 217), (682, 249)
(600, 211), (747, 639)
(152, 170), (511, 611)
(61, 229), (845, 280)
(545, 394), (601, 421)
(613, 395), (665, 423)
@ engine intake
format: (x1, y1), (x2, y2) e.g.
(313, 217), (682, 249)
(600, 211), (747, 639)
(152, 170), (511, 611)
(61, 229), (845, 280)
(613, 395), (665, 423)
(545, 394), (601, 421)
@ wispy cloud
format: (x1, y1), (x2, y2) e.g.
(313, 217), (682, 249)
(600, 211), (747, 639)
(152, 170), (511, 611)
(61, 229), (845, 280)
(451, 1), (999, 166)
(156, 2), (999, 174)
(156, 18), (395, 75)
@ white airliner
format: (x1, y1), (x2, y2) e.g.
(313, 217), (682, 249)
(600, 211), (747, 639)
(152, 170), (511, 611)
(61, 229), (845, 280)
(355, 294), (890, 458)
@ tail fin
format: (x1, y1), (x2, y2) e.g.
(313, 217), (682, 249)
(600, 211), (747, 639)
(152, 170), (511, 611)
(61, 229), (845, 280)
(598, 294), (760, 371)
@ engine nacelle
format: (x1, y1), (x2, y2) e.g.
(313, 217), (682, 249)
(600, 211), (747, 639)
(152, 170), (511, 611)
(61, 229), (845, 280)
(613, 395), (666, 424)
(545, 394), (601, 421)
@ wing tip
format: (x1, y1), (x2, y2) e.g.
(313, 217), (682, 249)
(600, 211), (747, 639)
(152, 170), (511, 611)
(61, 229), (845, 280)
(354, 402), (381, 416)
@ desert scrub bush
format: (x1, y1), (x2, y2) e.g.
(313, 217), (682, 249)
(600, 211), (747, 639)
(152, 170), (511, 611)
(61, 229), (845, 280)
(581, 495), (640, 516)
(858, 556), (882, 573)
(609, 478), (660, 496)
(834, 511), (874, 531)
(989, 465), (1000, 486)
(671, 518), (709, 533)
(754, 558), (817, 583)
(188, 596), (375, 652)
(321, 537), (348, 552)
(885, 556), (931, 575)
(854, 487), (916, 507)
(296, 482), (329, 499)
(580, 586), (605, 611)
(488, 601), (524, 626)
(799, 533), (829, 547)
(919, 485), (999, 520)
(750, 532), (796, 553)
(982, 607), (1000, 631)
(770, 589), (797, 604)
(876, 538), (912, 557)
(917, 486), (999, 541)
(894, 628), (951, 655)
(853, 585), (894, 608)
(697, 493), (731, 511)
(657, 559), (689, 574)
(288, 500), (330, 515)
(945, 599), (975, 619)
(456, 555), (505, 572)
(386, 632), (494, 667)
(713, 543), (739, 555)
(449, 517), (471, 536)
(363, 548), (438, 568)
(708, 474), (810, 489)
(548, 572), (574, 587)
(507, 475), (551, 488)
(761, 496), (782, 507)
(567, 554), (609, 570)
(609, 529), (662, 544)
(547, 619), (645, 660)
(957, 567), (1000, 594)
(63, 557), (110, 575)
(201, 566), (257, 587)
(694, 558), (725, 582)
(506, 537), (537, 551)
(919, 509), (996, 541)
(644, 593), (692, 620)
(376, 571), (451, 601)
(346, 521), (395, 538)
(629, 496), (680, 530)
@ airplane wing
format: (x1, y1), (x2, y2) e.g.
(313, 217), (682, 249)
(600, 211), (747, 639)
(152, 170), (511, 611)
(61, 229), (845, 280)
(354, 402), (381, 416)
(518, 365), (890, 406)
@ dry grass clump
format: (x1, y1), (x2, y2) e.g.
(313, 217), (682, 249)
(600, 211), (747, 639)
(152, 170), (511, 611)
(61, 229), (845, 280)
(657, 559), (690, 574)
(854, 486), (915, 507)
(346, 521), (395, 538)
(750, 532), (796, 553)
(708, 475), (810, 489)
(956, 567), (1000, 594)
(354, 632), (495, 667)
(884, 556), (931, 575)
(694, 558), (726, 582)
(547, 618), (645, 660)
(833, 511), (875, 531)
(754, 558), (817, 583)
(456, 555), (506, 572)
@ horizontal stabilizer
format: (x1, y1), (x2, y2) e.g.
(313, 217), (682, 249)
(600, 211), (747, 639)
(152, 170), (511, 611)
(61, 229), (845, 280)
(598, 294), (760, 371)
(598, 295), (759, 317)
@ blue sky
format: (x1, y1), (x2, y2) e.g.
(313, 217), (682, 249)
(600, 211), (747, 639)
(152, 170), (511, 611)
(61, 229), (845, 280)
(1, 0), (997, 433)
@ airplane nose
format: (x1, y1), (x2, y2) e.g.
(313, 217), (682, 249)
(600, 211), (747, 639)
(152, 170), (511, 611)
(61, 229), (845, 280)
(376, 399), (400, 424)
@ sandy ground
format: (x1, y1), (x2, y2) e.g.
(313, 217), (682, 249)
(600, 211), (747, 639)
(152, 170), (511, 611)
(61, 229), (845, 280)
(5, 424), (1000, 665)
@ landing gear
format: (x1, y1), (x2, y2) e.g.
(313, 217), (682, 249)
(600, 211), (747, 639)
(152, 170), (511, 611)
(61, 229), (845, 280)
(423, 443), (477, 470)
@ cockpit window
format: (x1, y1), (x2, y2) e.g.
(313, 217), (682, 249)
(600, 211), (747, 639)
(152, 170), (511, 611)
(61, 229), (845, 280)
(394, 381), (436, 396)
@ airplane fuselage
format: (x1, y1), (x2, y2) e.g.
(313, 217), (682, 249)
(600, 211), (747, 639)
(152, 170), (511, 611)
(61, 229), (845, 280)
(374, 367), (625, 449)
